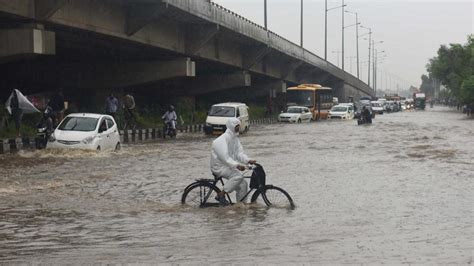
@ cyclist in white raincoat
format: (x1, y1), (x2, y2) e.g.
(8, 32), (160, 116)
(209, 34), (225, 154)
(211, 117), (256, 205)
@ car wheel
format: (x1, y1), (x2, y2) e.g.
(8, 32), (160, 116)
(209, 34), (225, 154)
(97, 146), (101, 151)
(115, 142), (121, 151)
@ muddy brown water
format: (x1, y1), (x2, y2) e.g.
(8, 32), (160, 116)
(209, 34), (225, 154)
(0, 106), (472, 263)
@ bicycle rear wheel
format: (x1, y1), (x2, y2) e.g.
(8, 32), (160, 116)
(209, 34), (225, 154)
(181, 182), (221, 208)
(258, 185), (295, 209)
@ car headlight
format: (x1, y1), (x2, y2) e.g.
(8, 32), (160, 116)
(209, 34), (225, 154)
(82, 135), (96, 144)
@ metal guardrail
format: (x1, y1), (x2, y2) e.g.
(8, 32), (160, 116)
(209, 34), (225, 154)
(0, 118), (278, 153)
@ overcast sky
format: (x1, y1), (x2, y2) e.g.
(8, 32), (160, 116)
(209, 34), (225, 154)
(213, 0), (472, 91)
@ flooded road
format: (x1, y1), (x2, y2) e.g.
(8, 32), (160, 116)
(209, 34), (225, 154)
(0, 106), (472, 264)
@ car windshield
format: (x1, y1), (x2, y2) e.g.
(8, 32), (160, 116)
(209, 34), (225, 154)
(331, 106), (347, 112)
(58, 117), (99, 132)
(287, 108), (303, 113)
(209, 106), (235, 117)
(287, 90), (314, 107)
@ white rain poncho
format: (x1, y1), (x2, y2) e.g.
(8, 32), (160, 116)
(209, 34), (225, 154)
(5, 89), (40, 114)
(210, 118), (252, 201)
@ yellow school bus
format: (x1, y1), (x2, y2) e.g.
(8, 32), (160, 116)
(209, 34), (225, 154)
(286, 84), (333, 120)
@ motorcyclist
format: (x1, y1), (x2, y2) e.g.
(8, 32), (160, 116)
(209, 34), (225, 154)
(211, 118), (256, 205)
(36, 106), (54, 149)
(362, 105), (372, 124)
(162, 105), (177, 133)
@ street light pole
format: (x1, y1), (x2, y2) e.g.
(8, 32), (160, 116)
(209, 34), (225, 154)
(371, 40), (383, 92)
(360, 25), (372, 86)
(345, 10), (359, 78)
(374, 51), (386, 96)
(264, 0), (267, 29)
(341, 0), (345, 71)
(324, 0), (346, 61)
(374, 48), (377, 95)
(300, 0), (303, 47)
(325, 0), (327, 60)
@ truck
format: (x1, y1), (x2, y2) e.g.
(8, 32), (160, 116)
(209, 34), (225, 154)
(414, 93), (426, 110)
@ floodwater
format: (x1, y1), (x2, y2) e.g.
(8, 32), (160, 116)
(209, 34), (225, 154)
(0, 106), (472, 264)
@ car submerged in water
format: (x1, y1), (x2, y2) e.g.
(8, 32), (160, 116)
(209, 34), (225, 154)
(47, 113), (121, 151)
(328, 105), (354, 120)
(278, 106), (312, 123)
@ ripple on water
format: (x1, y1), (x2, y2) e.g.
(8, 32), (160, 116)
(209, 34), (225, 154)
(0, 107), (473, 264)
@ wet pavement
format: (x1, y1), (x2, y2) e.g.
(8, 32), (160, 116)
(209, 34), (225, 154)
(0, 106), (472, 263)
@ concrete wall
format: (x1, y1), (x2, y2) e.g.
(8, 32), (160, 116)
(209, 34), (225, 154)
(0, 0), (374, 99)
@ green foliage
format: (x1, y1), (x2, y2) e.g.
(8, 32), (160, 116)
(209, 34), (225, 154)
(248, 105), (268, 119)
(460, 75), (474, 104)
(419, 74), (435, 96)
(427, 35), (473, 103)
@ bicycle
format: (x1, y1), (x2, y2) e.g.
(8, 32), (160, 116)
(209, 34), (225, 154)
(181, 164), (295, 209)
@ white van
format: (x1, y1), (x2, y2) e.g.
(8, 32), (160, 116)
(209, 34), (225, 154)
(204, 102), (250, 135)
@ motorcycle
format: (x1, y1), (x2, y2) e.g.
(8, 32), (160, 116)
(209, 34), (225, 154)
(357, 112), (372, 125)
(163, 120), (177, 139)
(35, 106), (54, 149)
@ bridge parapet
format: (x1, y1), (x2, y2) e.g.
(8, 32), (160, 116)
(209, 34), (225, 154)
(164, 0), (373, 96)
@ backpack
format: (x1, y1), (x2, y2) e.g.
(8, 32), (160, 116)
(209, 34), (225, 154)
(249, 164), (266, 189)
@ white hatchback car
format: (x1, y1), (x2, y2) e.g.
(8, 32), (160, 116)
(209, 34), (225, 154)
(48, 113), (121, 151)
(278, 106), (312, 123)
(328, 105), (354, 120)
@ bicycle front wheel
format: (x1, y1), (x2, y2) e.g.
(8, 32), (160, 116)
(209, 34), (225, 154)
(257, 185), (295, 209)
(181, 182), (221, 208)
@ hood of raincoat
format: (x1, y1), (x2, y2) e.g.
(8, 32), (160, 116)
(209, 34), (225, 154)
(225, 117), (241, 137)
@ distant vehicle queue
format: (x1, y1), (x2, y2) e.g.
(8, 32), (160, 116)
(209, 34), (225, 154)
(40, 83), (418, 151)
(277, 84), (417, 125)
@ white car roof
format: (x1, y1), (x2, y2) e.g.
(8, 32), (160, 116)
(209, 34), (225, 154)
(66, 113), (109, 119)
(212, 102), (247, 108)
(338, 103), (354, 106)
(288, 106), (307, 109)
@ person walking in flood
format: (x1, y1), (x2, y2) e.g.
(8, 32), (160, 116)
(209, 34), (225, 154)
(211, 118), (256, 205)
(9, 90), (22, 138)
(122, 92), (136, 129)
(5, 89), (40, 138)
(49, 88), (65, 126)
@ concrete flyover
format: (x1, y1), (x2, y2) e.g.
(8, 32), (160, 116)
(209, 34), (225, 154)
(0, 0), (374, 104)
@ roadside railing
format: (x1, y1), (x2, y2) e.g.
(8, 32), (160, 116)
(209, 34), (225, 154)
(0, 117), (278, 154)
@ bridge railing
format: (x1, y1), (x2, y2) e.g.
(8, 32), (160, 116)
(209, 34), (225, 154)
(203, 1), (371, 93)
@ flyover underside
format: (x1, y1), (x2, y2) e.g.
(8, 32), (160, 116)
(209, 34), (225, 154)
(0, 0), (373, 102)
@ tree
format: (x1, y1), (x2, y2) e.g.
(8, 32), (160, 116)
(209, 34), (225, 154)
(460, 75), (474, 104)
(419, 74), (434, 97)
(426, 35), (473, 103)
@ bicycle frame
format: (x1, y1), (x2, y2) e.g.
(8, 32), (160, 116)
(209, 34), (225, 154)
(184, 176), (263, 206)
